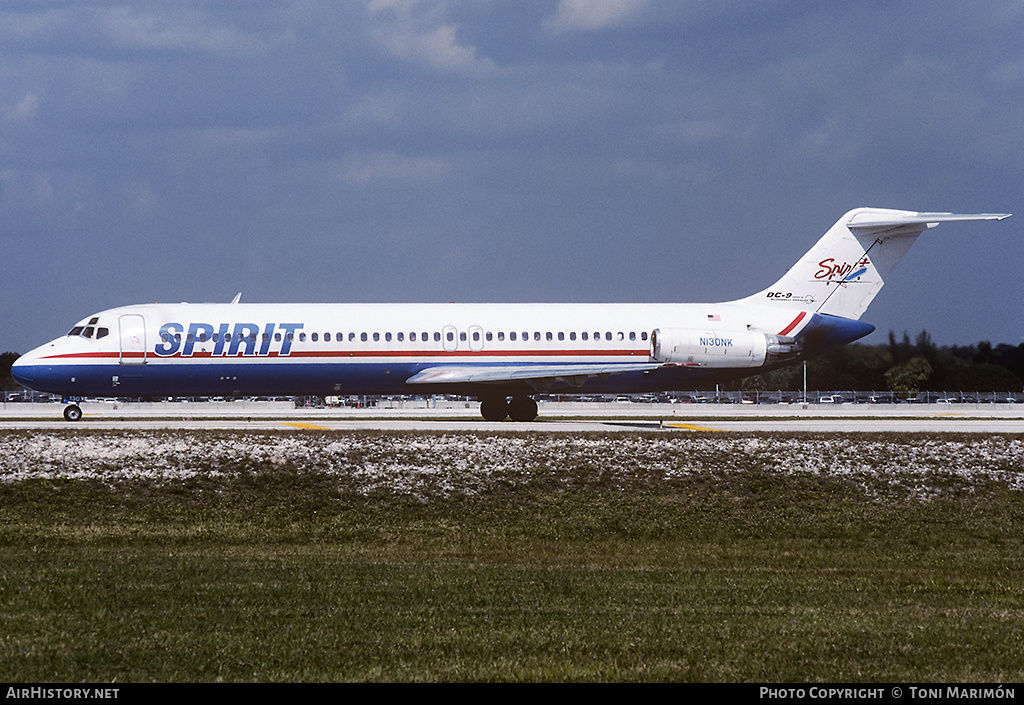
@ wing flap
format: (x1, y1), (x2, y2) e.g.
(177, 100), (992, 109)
(406, 362), (663, 387)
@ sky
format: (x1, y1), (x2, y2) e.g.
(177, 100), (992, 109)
(2, 0), (1022, 355)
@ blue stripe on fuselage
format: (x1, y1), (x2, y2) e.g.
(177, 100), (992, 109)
(794, 312), (875, 356)
(13, 359), (717, 398)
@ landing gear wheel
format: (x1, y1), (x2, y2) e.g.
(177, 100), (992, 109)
(480, 397), (510, 421)
(63, 404), (83, 422)
(508, 396), (538, 422)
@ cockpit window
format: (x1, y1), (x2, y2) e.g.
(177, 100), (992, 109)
(67, 321), (109, 339)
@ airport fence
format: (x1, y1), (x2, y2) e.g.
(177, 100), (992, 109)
(541, 390), (1023, 405)
(4, 389), (1021, 407)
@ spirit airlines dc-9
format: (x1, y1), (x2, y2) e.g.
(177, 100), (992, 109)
(12, 208), (1011, 421)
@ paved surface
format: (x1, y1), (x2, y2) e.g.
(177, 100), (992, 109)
(2, 401), (1022, 432)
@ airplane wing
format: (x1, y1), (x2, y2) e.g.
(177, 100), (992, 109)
(405, 362), (664, 388)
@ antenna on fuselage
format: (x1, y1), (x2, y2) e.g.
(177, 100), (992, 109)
(230, 293), (242, 304)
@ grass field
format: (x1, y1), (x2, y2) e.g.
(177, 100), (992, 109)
(1, 429), (1022, 682)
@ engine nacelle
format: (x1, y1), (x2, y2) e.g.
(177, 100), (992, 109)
(650, 328), (799, 368)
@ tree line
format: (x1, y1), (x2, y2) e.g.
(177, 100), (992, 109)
(1, 352), (18, 389)
(735, 330), (1024, 393)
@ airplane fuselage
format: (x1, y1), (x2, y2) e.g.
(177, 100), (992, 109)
(11, 301), (867, 400)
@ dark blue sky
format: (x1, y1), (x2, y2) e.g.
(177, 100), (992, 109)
(2, 1), (1020, 354)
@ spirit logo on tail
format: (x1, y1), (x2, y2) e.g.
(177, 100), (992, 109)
(815, 256), (871, 282)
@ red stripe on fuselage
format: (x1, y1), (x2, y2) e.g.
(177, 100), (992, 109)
(778, 311), (807, 336)
(40, 348), (650, 361)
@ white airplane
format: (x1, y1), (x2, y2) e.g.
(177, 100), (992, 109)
(11, 207), (1010, 422)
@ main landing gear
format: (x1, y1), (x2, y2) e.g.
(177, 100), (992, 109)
(480, 395), (538, 422)
(63, 404), (83, 422)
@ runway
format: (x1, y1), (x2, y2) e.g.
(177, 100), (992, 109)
(2, 400), (1022, 432)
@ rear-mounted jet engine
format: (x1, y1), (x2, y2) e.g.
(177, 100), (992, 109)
(650, 328), (799, 367)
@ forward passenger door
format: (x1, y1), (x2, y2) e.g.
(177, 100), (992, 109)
(118, 314), (147, 365)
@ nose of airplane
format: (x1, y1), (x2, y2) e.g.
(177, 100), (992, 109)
(10, 354), (34, 388)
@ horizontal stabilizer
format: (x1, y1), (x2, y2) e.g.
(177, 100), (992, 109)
(847, 211), (1010, 234)
(406, 362), (662, 387)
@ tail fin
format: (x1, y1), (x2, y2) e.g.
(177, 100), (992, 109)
(738, 208), (1010, 320)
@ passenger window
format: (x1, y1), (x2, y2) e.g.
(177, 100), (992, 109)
(373, 332), (380, 342)
(274, 333), (281, 342)
(510, 332), (517, 341)
(410, 332), (416, 342)
(361, 333), (368, 342)
(581, 332), (588, 341)
(569, 332), (576, 341)
(545, 332), (552, 341)
(397, 332), (404, 342)
(497, 331), (504, 341)
(324, 333), (331, 342)
(385, 332), (392, 342)
(434, 332), (441, 342)
(299, 333), (306, 342)
(311, 333), (318, 342)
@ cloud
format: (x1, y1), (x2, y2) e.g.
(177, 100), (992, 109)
(336, 150), (453, 185)
(94, 6), (259, 55)
(366, 0), (497, 76)
(0, 5), (261, 58)
(544, 0), (650, 33)
(5, 92), (40, 122)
